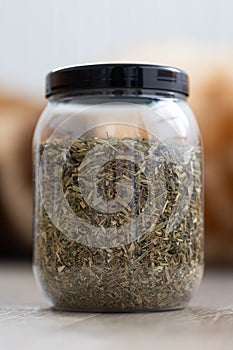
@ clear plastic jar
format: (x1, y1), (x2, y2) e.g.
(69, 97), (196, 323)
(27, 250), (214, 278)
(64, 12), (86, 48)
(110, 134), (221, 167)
(33, 63), (204, 312)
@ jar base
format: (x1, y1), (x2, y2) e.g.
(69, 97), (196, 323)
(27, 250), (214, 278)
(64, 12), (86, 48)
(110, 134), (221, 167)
(51, 303), (188, 313)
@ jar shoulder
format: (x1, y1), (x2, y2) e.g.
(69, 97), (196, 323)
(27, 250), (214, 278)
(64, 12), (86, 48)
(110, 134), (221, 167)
(34, 97), (201, 147)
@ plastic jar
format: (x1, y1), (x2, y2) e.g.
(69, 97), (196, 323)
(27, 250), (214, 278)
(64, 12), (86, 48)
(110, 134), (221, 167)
(33, 63), (204, 312)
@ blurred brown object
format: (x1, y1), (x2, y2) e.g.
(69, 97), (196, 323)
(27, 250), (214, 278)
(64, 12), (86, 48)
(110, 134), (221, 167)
(191, 69), (233, 266)
(0, 90), (43, 257)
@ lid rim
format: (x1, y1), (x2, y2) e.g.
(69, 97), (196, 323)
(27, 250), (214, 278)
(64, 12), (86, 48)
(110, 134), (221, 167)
(46, 87), (189, 99)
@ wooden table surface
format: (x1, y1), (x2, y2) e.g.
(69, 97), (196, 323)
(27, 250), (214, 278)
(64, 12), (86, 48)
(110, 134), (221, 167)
(0, 263), (233, 350)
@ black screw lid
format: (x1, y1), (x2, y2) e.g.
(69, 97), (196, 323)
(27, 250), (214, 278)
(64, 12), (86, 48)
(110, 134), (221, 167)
(46, 63), (189, 98)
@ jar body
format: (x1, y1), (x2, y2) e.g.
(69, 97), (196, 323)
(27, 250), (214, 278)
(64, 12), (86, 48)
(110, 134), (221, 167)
(33, 93), (204, 312)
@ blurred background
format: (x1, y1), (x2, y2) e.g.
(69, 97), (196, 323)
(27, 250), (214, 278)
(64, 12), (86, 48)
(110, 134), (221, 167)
(0, 0), (233, 266)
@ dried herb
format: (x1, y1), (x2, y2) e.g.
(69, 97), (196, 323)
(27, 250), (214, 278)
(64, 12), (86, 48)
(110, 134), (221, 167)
(34, 137), (203, 311)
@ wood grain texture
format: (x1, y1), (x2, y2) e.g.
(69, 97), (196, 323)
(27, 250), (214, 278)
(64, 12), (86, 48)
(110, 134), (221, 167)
(0, 263), (233, 350)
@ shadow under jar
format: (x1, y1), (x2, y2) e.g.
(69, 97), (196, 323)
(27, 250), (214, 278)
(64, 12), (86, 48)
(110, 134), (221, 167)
(33, 63), (204, 312)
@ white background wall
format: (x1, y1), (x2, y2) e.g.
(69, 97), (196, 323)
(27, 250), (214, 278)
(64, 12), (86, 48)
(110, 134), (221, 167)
(0, 0), (232, 98)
